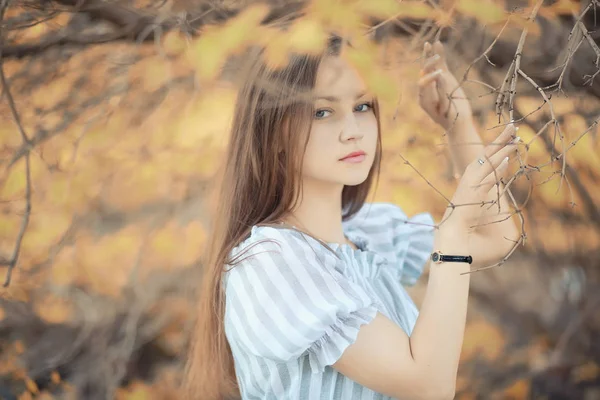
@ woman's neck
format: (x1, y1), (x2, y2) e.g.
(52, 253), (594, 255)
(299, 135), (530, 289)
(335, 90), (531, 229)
(283, 181), (349, 246)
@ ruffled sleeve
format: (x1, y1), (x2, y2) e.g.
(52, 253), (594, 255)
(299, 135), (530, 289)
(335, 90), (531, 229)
(344, 202), (436, 286)
(223, 226), (379, 373)
(388, 205), (436, 286)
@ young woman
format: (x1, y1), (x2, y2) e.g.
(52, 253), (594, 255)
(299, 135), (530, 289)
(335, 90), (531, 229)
(184, 36), (520, 399)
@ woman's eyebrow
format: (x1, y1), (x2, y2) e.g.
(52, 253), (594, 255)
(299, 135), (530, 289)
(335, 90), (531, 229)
(316, 91), (368, 102)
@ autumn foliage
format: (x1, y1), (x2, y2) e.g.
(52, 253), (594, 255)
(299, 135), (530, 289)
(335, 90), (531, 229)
(1, 0), (599, 398)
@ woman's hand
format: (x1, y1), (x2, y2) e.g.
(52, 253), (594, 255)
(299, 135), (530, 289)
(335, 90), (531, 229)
(418, 40), (473, 131)
(440, 123), (519, 235)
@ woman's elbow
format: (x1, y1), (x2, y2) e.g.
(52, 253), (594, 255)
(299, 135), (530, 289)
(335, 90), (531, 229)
(420, 384), (455, 400)
(439, 383), (456, 400)
(400, 380), (455, 400)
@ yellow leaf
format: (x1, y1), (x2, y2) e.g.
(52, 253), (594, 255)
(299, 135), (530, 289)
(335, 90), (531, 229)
(0, 123), (22, 149)
(180, 221), (207, 265)
(76, 227), (144, 297)
(173, 87), (237, 150)
(104, 160), (169, 209)
(545, 0), (580, 16)
(510, 13), (542, 37)
(568, 126), (600, 171)
(34, 294), (73, 324)
(264, 35), (291, 69)
(77, 126), (116, 154)
(147, 221), (181, 266)
(116, 381), (152, 400)
(355, 0), (401, 19)
(142, 57), (172, 92)
(221, 3), (269, 48)
(287, 18), (327, 55)
(189, 4), (269, 81)
(399, 3), (435, 20)
(511, 124), (545, 160)
(189, 29), (229, 81)
(0, 213), (20, 242)
(1, 161), (27, 198)
(456, 0), (506, 24)
(536, 172), (569, 208)
(21, 210), (71, 255)
(309, 0), (363, 32)
(51, 247), (77, 286)
(162, 31), (187, 56)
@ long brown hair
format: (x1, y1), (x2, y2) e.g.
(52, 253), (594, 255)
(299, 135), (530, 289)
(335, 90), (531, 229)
(183, 36), (383, 399)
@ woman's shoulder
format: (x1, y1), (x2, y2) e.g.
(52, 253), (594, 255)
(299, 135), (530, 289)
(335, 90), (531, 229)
(227, 224), (336, 278)
(232, 224), (321, 258)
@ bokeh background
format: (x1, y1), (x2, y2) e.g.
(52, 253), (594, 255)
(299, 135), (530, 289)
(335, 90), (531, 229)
(1, 0), (599, 398)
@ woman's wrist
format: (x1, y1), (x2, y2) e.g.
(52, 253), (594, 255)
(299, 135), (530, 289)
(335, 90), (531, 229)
(433, 225), (471, 255)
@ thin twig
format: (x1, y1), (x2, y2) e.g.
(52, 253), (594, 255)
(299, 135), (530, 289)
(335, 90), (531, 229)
(0, 0), (34, 286)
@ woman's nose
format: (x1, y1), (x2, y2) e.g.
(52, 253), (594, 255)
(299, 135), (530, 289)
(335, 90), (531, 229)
(340, 114), (364, 141)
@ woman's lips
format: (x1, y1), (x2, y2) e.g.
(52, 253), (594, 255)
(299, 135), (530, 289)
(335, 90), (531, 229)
(340, 153), (366, 163)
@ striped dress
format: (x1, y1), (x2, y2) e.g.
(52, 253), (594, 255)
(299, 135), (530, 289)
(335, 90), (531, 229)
(223, 202), (436, 399)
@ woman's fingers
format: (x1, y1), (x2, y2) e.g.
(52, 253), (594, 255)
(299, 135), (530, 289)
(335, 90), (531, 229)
(432, 41), (448, 70)
(480, 123), (518, 160)
(422, 54), (441, 74)
(472, 135), (520, 184)
(418, 71), (441, 112)
(478, 156), (510, 190)
(423, 42), (434, 63)
(435, 74), (450, 114)
(418, 43), (440, 109)
(418, 69), (442, 87)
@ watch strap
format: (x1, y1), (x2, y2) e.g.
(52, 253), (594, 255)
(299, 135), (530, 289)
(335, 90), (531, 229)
(431, 251), (472, 264)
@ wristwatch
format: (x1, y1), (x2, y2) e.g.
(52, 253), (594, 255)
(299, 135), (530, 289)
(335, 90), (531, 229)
(431, 251), (473, 264)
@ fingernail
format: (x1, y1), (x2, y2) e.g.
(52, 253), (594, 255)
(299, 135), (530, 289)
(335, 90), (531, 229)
(512, 136), (521, 144)
(431, 54), (440, 61)
(504, 156), (509, 162)
(515, 126), (520, 131)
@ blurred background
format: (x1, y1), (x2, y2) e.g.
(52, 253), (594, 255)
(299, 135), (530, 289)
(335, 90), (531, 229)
(0, 0), (599, 398)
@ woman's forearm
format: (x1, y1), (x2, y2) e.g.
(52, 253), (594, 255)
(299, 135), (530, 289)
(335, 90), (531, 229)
(409, 231), (471, 396)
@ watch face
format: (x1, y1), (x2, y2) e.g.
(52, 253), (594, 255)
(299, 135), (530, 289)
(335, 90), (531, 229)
(432, 252), (440, 262)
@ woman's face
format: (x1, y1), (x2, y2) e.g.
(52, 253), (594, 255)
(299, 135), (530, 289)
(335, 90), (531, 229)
(300, 56), (378, 188)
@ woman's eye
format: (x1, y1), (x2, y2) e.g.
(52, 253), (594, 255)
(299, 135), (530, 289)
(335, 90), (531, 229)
(314, 109), (331, 119)
(354, 102), (373, 112)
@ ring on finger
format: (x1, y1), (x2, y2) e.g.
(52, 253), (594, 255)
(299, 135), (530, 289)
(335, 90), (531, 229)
(477, 158), (485, 165)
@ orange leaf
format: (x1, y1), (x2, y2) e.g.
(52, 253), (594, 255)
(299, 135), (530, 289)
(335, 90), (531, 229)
(24, 377), (39, 394)
(51, 371), (61, 384)
(502, 379), (530, 399)
(573, 361), (600, 383)
(34, 294), (73, 324)
(461, 319), (506, 361)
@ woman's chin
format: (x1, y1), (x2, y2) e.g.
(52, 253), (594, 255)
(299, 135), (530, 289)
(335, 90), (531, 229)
(339, 172), (371, 187)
